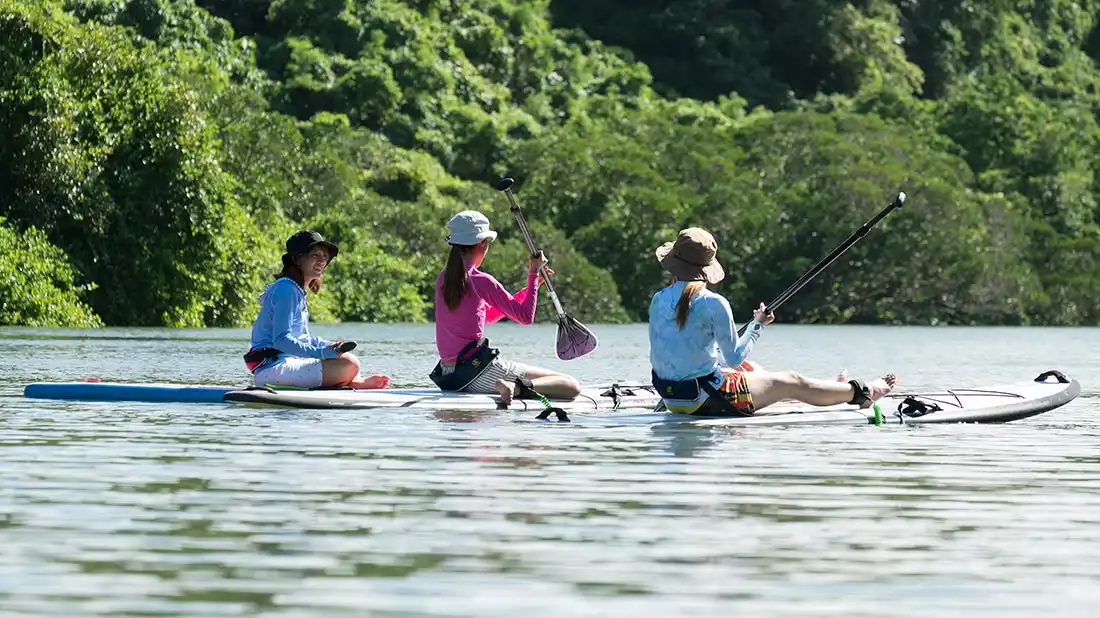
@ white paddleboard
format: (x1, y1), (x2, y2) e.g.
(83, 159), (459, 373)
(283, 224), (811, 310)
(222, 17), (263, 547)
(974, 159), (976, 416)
(222, 383), (660, 412)
(525, 370), (1080, 427)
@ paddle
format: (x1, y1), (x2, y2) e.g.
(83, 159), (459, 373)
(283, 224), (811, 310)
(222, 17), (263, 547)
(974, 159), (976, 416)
(736, 191), (906, 336)
(495, 177), (598, 361)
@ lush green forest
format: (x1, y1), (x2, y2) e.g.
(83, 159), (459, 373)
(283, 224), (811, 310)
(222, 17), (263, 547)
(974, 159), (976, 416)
(2, 0), (1099, 327)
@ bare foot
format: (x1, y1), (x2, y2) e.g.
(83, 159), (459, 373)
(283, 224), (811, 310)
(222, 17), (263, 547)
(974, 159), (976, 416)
(495, 379), (514, 405)
(350, 375), (391, 390)
(859, 373), (897, 408)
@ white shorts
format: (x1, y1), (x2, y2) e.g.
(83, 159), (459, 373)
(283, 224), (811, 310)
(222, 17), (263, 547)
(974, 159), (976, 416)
(253, 357), (324, 389)
(442, 357), (528, 394)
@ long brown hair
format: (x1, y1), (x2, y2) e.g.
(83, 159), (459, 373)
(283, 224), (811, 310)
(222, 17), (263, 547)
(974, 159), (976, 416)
(675, 281), (705, 329)
(442, 245), (470, 310)
(275, 254), (322, 294)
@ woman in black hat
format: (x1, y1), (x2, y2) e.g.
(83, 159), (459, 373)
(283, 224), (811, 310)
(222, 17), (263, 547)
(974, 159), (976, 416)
(243, 231), (391, 390)
(648, 227), (896, 416)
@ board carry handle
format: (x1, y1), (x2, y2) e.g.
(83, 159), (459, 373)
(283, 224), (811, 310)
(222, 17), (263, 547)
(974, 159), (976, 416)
(1034, 370), (1070, 384)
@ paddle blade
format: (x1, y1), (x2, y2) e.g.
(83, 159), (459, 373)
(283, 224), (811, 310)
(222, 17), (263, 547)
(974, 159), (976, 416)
(556, 314), (598, 360)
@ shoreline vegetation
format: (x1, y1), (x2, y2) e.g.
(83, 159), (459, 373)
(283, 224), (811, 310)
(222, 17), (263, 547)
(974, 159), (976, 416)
(3, 0), (1099, 329)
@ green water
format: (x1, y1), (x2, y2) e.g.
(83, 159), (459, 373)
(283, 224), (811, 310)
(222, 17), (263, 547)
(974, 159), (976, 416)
(1, 324), (1098, 617)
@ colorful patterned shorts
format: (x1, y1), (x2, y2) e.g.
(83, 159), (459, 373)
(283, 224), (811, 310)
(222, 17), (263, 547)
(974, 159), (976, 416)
(709, 368), (755, 416)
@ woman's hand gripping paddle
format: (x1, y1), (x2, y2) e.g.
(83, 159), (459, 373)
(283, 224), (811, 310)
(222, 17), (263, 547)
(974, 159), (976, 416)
(495, 177), (598, 361)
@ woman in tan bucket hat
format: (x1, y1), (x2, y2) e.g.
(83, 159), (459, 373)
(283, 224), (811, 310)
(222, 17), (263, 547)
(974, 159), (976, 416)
(648, 227), (896, 416)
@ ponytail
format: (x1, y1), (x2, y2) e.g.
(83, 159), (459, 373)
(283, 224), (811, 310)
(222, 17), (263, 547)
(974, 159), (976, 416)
(442, 245), (469, 310)
(675, 281), (706, 329)
(275, 254), (295, 279)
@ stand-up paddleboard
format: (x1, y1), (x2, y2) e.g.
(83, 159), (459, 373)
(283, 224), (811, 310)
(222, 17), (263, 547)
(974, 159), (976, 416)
(222, 384), (660, 412)
(22, 380), (661, 412)
(223, 370), (1079, 426)
(23, 381), (242, 404)
(21, 370), (1079, 426)
(523, 370), (1081, 426)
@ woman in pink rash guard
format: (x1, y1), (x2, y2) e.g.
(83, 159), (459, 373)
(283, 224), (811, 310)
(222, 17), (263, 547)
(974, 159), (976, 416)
(430, 210), (581, 404)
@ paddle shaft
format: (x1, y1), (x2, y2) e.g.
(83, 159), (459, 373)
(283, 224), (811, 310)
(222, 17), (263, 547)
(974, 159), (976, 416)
(737, 191), (906, 336)
(498, 185), (568, 318)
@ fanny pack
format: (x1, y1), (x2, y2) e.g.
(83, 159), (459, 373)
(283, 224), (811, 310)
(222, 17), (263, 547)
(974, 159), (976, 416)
(651, 370), (746, 417)
(243, 347), (281, 374)
(429, 338), (499, 391)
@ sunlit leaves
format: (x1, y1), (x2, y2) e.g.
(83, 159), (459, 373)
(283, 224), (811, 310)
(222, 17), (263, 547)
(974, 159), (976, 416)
(0, 218), (103, 327)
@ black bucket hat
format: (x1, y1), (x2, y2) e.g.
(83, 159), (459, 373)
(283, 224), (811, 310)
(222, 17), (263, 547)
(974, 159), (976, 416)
(286, 230), (338, 261)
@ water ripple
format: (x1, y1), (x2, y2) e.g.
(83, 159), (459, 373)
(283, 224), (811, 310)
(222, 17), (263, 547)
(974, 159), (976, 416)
(2, 324), (1100, 616)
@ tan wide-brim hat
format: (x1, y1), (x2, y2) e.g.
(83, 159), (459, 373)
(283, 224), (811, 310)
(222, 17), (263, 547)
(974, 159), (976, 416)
(655, 227), (725, 284)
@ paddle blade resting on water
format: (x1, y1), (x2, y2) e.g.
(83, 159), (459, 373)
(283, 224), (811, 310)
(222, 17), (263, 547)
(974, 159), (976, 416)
(556, 314), (598, 360)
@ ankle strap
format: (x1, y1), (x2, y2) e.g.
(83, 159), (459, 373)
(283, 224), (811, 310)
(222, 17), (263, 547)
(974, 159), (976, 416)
(847, 379), (871, 406)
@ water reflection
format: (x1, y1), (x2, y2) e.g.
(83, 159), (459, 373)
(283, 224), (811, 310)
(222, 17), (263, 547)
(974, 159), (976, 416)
(648, 424), (727, 458)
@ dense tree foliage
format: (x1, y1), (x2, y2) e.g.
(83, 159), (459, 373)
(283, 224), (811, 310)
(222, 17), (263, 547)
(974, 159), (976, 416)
(0, 218), (102, 327)
(1, 0), (1098, 327)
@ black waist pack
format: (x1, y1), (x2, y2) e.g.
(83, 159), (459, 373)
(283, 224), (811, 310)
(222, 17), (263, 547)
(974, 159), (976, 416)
(429, 338), (499, 391)
(651, 370), (706, 400)
(243, 347), (281, 373)
(651, 370), (750, 417)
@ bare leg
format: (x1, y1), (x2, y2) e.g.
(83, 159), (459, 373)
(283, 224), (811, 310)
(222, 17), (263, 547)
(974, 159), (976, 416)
(520, 365), (582, 400)
(321, 353), (391, 389)
(744, 370), (896, 412)
(767, 365), (845, 404)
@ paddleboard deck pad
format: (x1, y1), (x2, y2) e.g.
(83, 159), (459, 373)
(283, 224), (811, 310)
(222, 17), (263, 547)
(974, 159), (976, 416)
(529, 370), (1080, 426)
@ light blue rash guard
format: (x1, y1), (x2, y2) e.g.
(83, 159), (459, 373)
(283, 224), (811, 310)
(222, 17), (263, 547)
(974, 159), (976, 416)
(648, 280), (763, 388)
(248, 277), (339, 362)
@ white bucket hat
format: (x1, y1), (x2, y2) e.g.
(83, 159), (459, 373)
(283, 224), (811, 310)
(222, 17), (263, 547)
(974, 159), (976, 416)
(446, 210), (498, 246)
